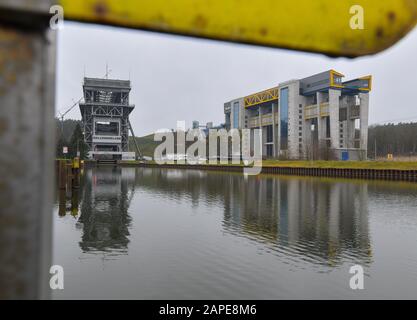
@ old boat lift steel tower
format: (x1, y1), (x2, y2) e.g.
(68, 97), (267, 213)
(79, 77), (142, 160)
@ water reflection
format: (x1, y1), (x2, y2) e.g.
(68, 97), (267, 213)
(222, 176), (372, 266)
(58, 188), (80, 218)
(133, 168), (372, 267)
(58, 167), (135, 255)
(58, 167), (373, 265)
(54, 167), (417, 299)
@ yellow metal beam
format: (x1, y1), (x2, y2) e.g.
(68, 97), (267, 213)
(59, 0), (417, 57)
(359, 75), (373, 91)
(244, 87), (279, 108)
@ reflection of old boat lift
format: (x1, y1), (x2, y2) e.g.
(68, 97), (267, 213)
(76, 168), (136, 253)
(58, 164), (136, 225)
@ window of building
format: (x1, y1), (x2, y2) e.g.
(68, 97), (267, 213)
(334, 75), (342, 85)
(225, 113), (231, 128)
(339, 108), (347, 121)
(266, 125), (273, 143)
(266, 144), (273, 157)
(95, 121), (119, 136)
(280, 87), (289, 150)
(326, 117), (330, 138)
(233, 102), (239, 128)
(355, 95), (360, 106)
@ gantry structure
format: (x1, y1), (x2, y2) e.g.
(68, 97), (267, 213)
(79, 77), (139, 160)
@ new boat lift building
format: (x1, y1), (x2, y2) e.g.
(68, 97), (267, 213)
(224, 70), (372, 160)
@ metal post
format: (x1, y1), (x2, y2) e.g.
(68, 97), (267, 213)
(0, 2), (55, 299)
(128, 119), (143, 160)
(272, 103), (276, 158)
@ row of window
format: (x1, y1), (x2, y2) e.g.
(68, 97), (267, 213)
(298, 104), (303, 147)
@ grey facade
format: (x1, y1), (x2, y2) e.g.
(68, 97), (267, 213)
(224, 70), (371, 160)
(79, 77), (136, 160)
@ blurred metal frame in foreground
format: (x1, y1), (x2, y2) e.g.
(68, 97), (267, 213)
(60, 0), (417, 58)
(0, 0), (416, 299)
(0, 0), (56, 299)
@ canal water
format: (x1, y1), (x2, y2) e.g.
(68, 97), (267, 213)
(53, 166), (417, 299)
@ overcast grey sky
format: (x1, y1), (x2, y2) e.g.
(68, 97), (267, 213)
(56, 22), (417, 137)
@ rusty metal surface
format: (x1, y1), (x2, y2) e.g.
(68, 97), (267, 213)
(0, 24), (56, 299)
(0, 0), (53, 29)
(59, 0), (417, 57)
(0, 0), (53, 12)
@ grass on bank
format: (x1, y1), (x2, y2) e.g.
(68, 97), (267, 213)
(261, 160), (417, 170)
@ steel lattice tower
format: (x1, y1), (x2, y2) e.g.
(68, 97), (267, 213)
(79, 77), (136, 160)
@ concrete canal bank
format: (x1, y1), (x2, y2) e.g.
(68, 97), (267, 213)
(111, 160), (417, 182)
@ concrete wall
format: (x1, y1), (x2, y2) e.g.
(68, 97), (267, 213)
(300, 70), (331, 95)
(282, 80), (302, 159)
(359, 93), (369, 158)
(328, 89), (341, 149)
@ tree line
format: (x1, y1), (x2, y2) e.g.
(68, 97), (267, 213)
(55, 119), (88, 159)
(368, 122), (417, 158)
(56, 119), (417, 160)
